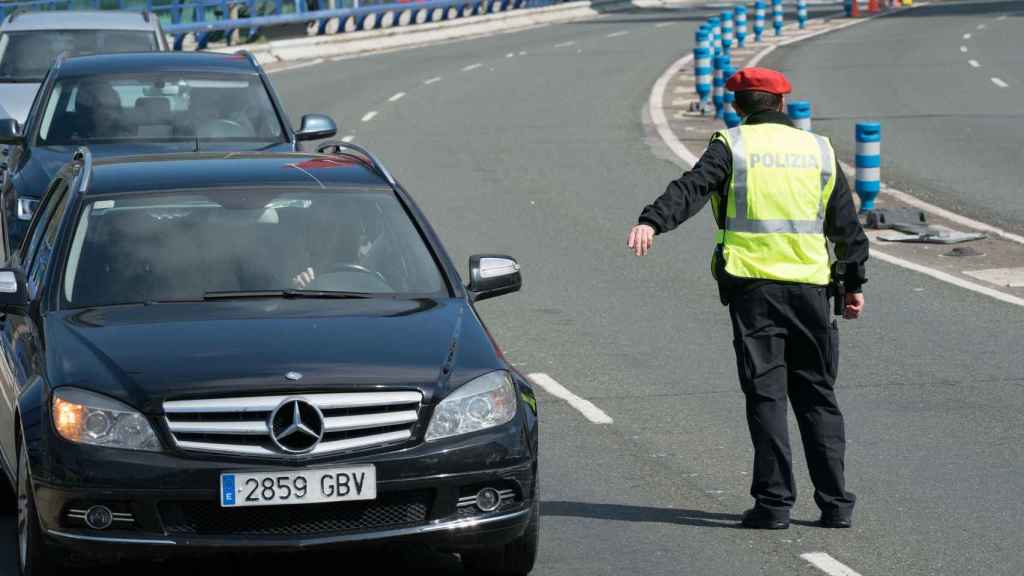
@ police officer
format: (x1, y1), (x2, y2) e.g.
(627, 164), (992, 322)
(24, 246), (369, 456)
(627, 68), (868, 530)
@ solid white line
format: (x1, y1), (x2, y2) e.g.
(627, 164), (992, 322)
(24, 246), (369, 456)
(424, 76), (442, 85)
(991, 77), (1008, 87)
(801, 552), (864, 576)
(963, 32), (971, 39)
(341, 135), (355, 143)
(388, 92), (406, 102)
(528, 373), (613, 424)
(361, 111), (378, 122)
(554, 40), (576, 48)
(648, 52), (700, 167)
(968, 59), (980, 67)
(960, 45), (968, 52)
(655, 21), (677, 28)
(266, 58), (324, 74)
(462, 62), (482, 71)
(872, 246), (1024, 307)
(606, 30), (630, 38)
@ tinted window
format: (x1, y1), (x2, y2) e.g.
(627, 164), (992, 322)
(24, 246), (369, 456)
(38, 74), (285, 145)
(27, 189), (70, 295)
(0, 30), (157, 82)
(19, 178), (66, 267)
(63, 188), (446, 307)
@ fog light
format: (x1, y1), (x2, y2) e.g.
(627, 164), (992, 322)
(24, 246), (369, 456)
(85, 505), (113, 530)
(475, 488), (501, 512)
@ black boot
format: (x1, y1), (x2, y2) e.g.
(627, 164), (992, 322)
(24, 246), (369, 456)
(740, 507), (790, 530)
(817, 510), (852, 528)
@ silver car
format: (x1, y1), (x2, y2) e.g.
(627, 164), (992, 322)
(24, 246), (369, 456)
(0, 10), (167, 123)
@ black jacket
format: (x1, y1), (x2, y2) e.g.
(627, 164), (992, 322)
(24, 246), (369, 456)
(639, 110), (869, 297)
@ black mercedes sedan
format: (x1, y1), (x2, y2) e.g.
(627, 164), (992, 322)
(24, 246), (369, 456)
(0, 51), (337, 251)
(0, 144), (537, 576)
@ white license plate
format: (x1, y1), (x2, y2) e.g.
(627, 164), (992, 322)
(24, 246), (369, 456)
(220, 465), (376, 508)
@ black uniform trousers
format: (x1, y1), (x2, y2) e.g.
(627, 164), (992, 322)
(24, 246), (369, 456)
(728, 282), (856, 518)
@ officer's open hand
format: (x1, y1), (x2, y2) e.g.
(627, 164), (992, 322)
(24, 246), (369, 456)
(844, 292), (864, 320)
(627, 224), (656, 256)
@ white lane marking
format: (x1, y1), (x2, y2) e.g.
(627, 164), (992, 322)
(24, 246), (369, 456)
(388, 92), (406, 102)
(960, 45), (968, 52)
(518, 50), (528, 56)
(505, 52), (516, 58)
(996, 14), (1006, 21)
(462, 62), (483, 71)
(555, 40), (576, 48)
(655, 21), (676, 28)
(968, 59), (980, 67)
(528, 373), (613, 424)
(424, 76), (442, 85)
(341, 135), (355, 143)
(872, 246), (1024, 307)
(606, 30), (630, 38)
(648, 52), (701, 166)
(266, 58), (323, 74)
(991, 77), (1008, 87)
(977, 23), (986, 29)
(963, 33), (971, 39)
(361, 111), (378, 122)
(963, 267), (1024, 288)
(801, 553), (864, 576)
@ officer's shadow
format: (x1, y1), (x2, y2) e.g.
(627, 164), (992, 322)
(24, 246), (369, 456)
(541, 501), (744, 529)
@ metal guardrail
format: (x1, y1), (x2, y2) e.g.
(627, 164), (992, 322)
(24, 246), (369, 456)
(0, 0), (564, 51)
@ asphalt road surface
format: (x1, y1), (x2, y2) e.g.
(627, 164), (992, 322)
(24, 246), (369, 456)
(765, 0), (1024, 235)
(3, 3), (1024, 575)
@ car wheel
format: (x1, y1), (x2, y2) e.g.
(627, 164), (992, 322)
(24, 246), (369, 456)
(16, 438), (59, 576)
(461, 500), (540, 576)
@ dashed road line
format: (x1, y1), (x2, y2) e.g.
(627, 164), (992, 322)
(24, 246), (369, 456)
(996, 14), (1006, 21)
(801, 553), (863, 576)
(963, 32), (971, 39)
(960, 45), (968, 52)
(968, 59), (980, 68)
(528, 373), (613, 424)
(361, 111), (378, 122)
(991, 77), (1008, 88)
(976, 23), (986, 29)
(606, 30), (630, 38)
(554, 40), (576, 48)
(341, 135), (355, 143)
(518, 50), (528, 56)
(655, 21), (677, 28)
(388, 92), (406, 102)
(424, 76), (442, 85)
(462, 62), (483, 71)
(505, 52), (516, 58)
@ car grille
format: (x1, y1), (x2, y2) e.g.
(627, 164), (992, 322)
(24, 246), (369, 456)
(163, 391), (423, 457)
(159, 491), (432, 536)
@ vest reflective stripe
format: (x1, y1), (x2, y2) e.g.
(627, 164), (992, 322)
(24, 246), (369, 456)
(710, 123), (837, 286)
(725, 126), (832, 235)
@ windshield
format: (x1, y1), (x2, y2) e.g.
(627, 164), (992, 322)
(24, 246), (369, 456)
(37, 73), (286, 145)
(0, 30), (158, 82)
(63, 188), (447, 308)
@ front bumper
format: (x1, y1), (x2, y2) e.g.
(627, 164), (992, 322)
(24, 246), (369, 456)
(31, 417), (537, 557)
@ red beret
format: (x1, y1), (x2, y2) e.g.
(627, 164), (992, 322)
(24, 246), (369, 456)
(725, 67), (792, 95)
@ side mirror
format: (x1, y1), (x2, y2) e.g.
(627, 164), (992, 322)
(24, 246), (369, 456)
(0, 269), (28, 314)
(295, 114), (337, 141)
(0, 118), (22, 145)
(468, 255), (522, 302)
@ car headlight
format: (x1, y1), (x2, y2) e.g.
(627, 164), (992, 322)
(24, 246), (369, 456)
(425, 371), (517, 441)
(52, 387), (161, 452)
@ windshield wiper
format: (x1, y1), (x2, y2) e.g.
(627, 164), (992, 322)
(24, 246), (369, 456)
(203, 289), (374, 301)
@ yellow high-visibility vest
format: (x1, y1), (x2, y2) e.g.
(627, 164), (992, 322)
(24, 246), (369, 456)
(710, 123), (837, 286)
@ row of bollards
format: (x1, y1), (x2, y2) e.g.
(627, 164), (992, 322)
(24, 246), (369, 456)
(689, 3), (885, 212)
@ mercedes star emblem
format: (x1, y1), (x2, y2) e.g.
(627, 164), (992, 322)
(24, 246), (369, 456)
(269, 399), (324, 454)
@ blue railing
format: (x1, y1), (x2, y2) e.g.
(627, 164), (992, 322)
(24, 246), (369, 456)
(0, 0), (564, 50)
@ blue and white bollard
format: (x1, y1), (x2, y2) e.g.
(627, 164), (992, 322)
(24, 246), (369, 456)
(696, 26), (710, 52)
(787, 100), (811, 131)
(797, 0), (807, 28)
(772, 0), (783, 36)
(855, 122), (882, 212)
(754, 1), (766, 42)
(723, 66), (742, 127)
(709, 17), (722, 55)
(694, 46), (713, 111)
(735, 6), (748, 47)
(721, 10), (734, 54)
(713, 54), (729, 119)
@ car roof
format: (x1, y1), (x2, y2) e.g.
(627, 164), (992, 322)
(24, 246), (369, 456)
(56, 51), (258, 79)
(83, 152), (393, 195)
(1, 10), (156, 32)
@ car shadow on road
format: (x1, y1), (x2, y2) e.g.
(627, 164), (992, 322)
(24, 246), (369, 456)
(541, 501), (743, 529)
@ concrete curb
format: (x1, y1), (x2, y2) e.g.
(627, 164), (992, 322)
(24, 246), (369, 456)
(213, 0), (700, 65)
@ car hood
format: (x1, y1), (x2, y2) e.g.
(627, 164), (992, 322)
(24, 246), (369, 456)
(44, 298), (501, 414)
(0, 82), (41, 124)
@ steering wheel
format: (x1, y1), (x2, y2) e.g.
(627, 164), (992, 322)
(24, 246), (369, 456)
(318, 262), (389, 285)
